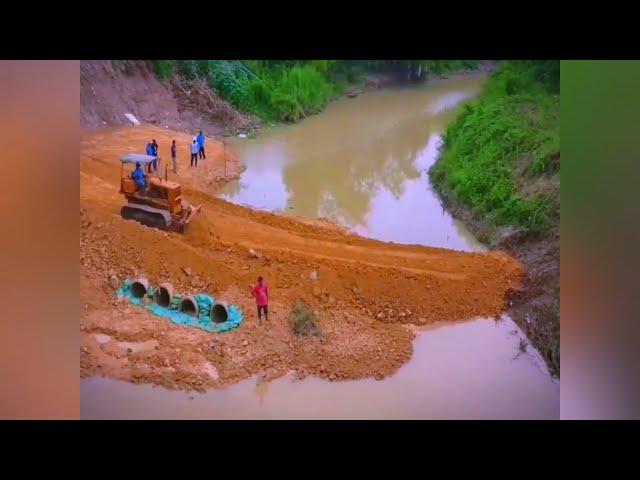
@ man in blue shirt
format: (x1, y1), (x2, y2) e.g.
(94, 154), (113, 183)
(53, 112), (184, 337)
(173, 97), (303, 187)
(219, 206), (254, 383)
(145, 141), (154, 173)
(197, 130), (206, 160)
(151, 139), (159, 172)
(131, 162), (147, 192)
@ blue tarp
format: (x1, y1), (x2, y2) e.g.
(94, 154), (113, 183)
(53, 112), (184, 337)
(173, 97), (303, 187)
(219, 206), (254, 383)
(116, 279), (243, 333)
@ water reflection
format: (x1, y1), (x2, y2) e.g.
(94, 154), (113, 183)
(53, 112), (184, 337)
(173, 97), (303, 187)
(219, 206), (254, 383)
(81, 315), (558, 420)
(219, 76), (486, 250)
(429, 90), (477, 115)
(220, 142), (291, 211)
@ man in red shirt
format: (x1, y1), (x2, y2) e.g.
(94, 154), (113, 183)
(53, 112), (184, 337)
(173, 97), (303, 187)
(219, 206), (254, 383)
(251, 276), (269, 325)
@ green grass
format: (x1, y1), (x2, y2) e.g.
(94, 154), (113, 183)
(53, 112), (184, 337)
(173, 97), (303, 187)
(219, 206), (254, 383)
(150, 60), (173, 80)
(430, 61), (560, 237)
(421, 60), (479, 74)
(150, 60), (480, 123)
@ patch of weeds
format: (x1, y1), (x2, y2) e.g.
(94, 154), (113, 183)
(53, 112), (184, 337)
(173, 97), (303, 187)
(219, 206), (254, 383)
(519, 338), (528, 353)
(512, 337), (528, 360)
(291, 299), (321, 337)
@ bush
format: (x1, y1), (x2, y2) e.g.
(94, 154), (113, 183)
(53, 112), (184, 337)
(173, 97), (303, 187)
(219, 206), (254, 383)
(176, 60), (198, 80)
(291, 299), (321, 336)
(150, 60), (173, 80)
(430, 61), (559, 237)
(399, 60), (480, 76)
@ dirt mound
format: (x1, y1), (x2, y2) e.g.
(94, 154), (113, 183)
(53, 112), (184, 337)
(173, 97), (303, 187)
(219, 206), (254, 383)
(80, 125), (523, 391)
(80, 60), (259, 136)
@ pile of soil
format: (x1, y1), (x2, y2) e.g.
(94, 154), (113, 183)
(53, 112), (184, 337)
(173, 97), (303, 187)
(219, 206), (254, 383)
(80, 125), (523, 392)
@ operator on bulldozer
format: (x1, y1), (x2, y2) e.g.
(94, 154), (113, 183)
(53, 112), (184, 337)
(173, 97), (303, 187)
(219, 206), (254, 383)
(131, 162), (147, 192)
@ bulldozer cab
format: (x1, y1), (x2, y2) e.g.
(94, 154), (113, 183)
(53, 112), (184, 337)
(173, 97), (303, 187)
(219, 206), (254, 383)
(119, 153), (183, 215)
(120, 153), (155, 195)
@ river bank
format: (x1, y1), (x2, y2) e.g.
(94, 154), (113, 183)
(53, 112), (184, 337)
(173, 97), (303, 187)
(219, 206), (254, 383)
(429, 61), (560, 376)
(81, 60), (495, 143)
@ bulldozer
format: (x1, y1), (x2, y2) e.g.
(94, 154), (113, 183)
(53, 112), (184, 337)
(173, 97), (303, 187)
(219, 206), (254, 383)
(119, 153), (201, 233)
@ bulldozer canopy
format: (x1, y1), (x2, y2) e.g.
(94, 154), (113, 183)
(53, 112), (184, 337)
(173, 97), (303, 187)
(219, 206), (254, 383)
(121, 153), (157, 164)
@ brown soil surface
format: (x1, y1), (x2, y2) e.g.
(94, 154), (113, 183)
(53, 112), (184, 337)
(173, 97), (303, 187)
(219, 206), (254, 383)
(80, 124), (523, 392)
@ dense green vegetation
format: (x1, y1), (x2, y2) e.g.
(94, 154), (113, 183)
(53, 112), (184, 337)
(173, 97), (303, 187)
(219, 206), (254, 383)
(430, 61), (560, 237)
(149, 60), (479, 123)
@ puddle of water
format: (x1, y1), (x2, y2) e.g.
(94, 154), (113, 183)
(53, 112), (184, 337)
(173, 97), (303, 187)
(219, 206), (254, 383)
(81, 74), (559, 419)
(81, 315), (558, 419)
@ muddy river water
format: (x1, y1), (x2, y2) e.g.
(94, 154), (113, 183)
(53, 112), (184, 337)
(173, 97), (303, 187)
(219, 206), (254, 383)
(81, 74), (559, 419)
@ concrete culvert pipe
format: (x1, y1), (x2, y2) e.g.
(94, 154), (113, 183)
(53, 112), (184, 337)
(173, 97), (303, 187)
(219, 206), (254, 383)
(153, 283), (174, 308)
(131, 278), (149, 299)
(211, 301), (229, 323)
(179, 296), (199, 317)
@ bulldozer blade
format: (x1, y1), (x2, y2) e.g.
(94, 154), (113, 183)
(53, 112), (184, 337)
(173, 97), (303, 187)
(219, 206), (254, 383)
(184, 204), (202, 225)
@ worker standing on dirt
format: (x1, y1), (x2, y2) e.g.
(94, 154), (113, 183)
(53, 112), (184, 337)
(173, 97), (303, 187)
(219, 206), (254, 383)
(197, 130), (206, 160)
(171, 140), (177, 173)
(151, 139), (159, 172)
(190, 138), (199, 167)
(132, 162), (147, 192)
(145, 141), (154, 173)
(251, 276), (269, 325)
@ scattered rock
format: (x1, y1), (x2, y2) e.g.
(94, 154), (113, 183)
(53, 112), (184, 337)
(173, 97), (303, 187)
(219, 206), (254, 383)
(108, 275), (119, 290)
(248, 248), (261, 259)
(182, 267), (192, 276)
(377, 312), (385, 320)
(242, 340), (248, 347)
(309, 270), (318, 281)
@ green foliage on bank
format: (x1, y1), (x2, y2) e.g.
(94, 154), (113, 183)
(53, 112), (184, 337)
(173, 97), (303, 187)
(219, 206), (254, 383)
(430, 61), (560, 237)
(150, 60), (173, 80)
(147, 60), (479, 123)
